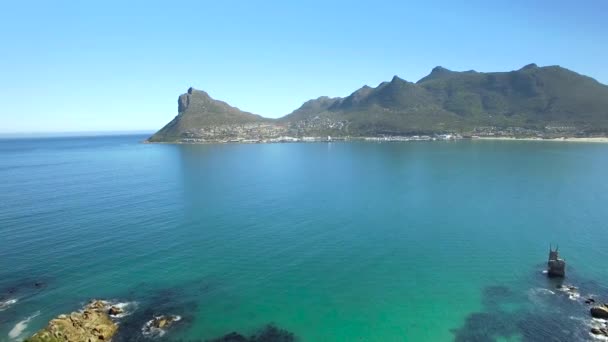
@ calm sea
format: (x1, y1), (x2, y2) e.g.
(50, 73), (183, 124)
(1, 135), (607, 341)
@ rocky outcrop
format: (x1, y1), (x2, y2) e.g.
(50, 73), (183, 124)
(591, 326), (608, 338)
(25, 300), (117, 342)
(590, 304), (608, 319)
(108, 305), (123, 316)
(547, 247), (566, 278)
(141, 314), (181, 338)
(178, 92), (191, 113)
(151, 315), (179, 329)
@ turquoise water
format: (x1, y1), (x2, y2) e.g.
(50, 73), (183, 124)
(1, 135), (607, 341)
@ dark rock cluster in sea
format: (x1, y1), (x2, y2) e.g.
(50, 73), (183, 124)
(110, 280), (298, 341)
(0, 276), (51, 327)
(0, 277), (49, 305)
(451, 265), (608, 341)
(589, 304), (608, 338)
(11, 275), (299, 342)
(111, 284), (198, 341)
(206, 324), (296, 342)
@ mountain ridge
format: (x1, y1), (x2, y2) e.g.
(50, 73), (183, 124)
(148, 64), (608, 142)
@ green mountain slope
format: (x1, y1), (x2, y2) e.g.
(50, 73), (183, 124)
(416, 64), (608, 130)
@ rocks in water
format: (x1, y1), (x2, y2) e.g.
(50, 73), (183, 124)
(249, 325), (296, 342)
(591, 326), (608, 337)
(142, 314), (181, 337)
(108, 305), (124, 316)
(1, 278), (49, 306)
(557, 284), (580, 300)
(207, 325), (296, 342)
(590, 304), (608, 319)
(152, 316), (173, 328)
(25, 299), (118, 342)
(210, 332), (249, 342)
(590, 304), (608, 340)
(585, 297), (596, 305)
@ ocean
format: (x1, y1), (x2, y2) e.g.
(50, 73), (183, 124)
(1, 134), (607, 341)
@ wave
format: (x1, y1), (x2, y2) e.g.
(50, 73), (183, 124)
(8, 311), (40, 340)
(0, 298), (18, 311)
(556, 284), (581, 301)
(527, 287), (556, 297)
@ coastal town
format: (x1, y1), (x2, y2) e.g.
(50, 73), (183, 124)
(172, 120), (602, 144)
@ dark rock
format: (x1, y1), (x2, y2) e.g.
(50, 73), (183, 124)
(208, 332), (248, 342)
(590, 305), (608, 319)
(547, 247), (566, 278)
(250, 324), (295, 342)
(585, 298), (596, 305)
(178, 93), (191, 113)
(150, 314), (179, 329)
(591, 327), (608, 337)
(207, 325), (296, 342)
(108, 306), (123, 316)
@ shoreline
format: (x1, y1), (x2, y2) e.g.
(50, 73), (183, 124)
(143, 136), (608, 145)
(475, 136), (608, 143)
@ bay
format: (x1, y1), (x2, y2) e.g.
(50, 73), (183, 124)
(1, 135), (607, 341)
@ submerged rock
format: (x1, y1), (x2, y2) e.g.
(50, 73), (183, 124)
(208, 324), (296, 342)
(25, 299), (117, 342)
(141, 314), (181, 337)
(590, 304), (608, 319)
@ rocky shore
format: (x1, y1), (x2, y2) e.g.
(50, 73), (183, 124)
(25, 300), (118, 342)
(590, 304), (608, 338)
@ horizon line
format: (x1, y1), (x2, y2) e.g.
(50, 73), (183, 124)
(0, 130), (155, 139)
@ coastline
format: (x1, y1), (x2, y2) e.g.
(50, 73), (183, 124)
(475, 136), (608, 143)
(143, 135), (608, 145)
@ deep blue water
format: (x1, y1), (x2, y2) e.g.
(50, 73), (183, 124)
(1, 135), (608, 341)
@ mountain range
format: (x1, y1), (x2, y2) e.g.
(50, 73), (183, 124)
(148, 64), (608, 142)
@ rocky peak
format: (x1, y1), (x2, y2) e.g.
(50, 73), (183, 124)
(178, 88), (213, 113)
(432, 66), (450, 73)
(390, 75), (405, 84)
(416, 66), (454, 83)
(520, 63), (539, 71)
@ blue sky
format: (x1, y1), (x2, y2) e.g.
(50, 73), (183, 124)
(0, 0), (607, 133)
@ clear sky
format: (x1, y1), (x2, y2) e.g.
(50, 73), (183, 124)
(0, 0), (607, 133)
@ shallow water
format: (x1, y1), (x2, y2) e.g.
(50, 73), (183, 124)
(1, 135), (607, 341)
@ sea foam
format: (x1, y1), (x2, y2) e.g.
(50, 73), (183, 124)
(141, 315), (181, 338)
(8, 311), (40, 340)
(0, 298), (18, 311)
